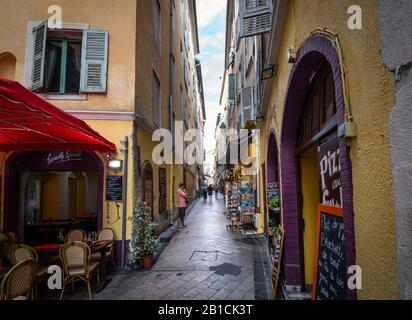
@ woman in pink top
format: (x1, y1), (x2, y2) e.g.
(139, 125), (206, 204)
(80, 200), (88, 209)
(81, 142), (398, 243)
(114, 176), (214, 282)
(177, 183), (188, 230)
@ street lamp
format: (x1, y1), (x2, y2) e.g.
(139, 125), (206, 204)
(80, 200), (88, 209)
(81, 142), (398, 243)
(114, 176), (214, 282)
(261, 65), (277, 80)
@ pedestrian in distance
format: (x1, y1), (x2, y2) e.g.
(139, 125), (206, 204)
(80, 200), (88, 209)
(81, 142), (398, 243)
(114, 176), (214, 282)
(177, 183), (188, 230)
(202, 185), (208, 201)
(215, 185), (219, 199)
(207, 184), (213, 202)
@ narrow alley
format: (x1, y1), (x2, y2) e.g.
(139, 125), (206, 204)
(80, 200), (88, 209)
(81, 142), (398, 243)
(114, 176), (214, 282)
(93, 195), (273, 300)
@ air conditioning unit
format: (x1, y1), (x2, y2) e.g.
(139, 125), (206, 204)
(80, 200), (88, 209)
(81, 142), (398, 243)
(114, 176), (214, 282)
(239, 0), (273, 38)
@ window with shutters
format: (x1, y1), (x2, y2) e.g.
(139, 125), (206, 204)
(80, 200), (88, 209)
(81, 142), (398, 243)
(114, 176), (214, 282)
(152, 0), (162, 53)
(241, 86), (254, 127)
(29, 21), (109, 94)
(152, 71), (161, 127)
(43, 30), (82, 94)
(239, 0), (273, 38)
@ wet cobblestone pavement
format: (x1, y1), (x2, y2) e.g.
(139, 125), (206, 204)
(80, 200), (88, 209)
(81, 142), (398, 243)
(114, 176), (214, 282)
(71, 195), (273, 300)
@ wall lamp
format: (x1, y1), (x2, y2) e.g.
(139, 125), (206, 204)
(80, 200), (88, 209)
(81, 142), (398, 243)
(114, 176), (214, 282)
(108, 159), (123, 170)
(261, 65), (278, 80)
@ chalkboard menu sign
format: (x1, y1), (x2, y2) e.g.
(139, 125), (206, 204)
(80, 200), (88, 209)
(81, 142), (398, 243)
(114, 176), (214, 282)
(272, 225), (284, 298)
(312, 204), (346, 300)
(106, 176), (123, 201)
(266, 182), (279, 204)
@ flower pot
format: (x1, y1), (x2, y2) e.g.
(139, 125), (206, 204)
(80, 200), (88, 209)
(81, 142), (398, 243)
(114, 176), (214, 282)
(142, 255), (154, 269)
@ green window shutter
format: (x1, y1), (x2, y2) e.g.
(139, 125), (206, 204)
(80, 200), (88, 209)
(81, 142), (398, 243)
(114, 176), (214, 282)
(80, 29), (109, 93)
(31, 20), (48, 92)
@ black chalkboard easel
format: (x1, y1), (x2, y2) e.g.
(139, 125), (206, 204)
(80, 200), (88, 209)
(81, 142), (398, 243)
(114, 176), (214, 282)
(312, 204), (346, 300)
(272, 225), (284, 298)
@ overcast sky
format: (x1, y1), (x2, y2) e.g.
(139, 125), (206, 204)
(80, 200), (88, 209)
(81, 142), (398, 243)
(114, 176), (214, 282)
(196, 0), (227, 168)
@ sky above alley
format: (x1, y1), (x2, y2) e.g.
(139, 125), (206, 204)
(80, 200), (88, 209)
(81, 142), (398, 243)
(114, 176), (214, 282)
(196, 0), (227, 170)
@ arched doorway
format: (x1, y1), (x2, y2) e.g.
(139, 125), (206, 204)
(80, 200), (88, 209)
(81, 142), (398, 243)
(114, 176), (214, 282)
(142, 161), (154, 217)
(266, 131), (280, 233)
(279, 35), (356, 299)
(0, 52), (17, 80)
(3, 151), (104, 244)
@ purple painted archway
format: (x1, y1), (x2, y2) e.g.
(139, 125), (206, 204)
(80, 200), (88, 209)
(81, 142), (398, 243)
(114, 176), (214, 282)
(279, 35), (356, 299)
(267, 130), (279, 184)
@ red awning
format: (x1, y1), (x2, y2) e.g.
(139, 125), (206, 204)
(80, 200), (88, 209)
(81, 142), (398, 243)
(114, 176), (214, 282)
(0, 77), (116, 153)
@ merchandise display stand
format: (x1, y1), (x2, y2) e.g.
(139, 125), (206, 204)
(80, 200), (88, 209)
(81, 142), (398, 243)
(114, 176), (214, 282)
(225, 183), (240, 230)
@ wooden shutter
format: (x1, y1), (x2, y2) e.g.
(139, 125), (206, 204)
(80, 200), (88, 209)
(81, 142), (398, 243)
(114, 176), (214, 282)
(228, 74), (236, 102)
(241, 86), (254, 127)
(80, 29), (109, 93)
(240, 0), (273, 38)
(31, 20), (48, 91)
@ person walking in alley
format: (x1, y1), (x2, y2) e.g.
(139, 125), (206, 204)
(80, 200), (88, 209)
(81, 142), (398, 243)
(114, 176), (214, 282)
(207, 184), (213, 202)
(177, 183), (188, 230)
(215, 185), (219, 199)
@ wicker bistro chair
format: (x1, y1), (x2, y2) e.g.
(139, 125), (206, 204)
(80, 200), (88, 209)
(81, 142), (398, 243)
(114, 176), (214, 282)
(65, 229), (86, 242)
(59, 241), (100, 300)
(0, 259), (37, 300)
(90, 228), (116, 268)
(9, 244), (49, 299)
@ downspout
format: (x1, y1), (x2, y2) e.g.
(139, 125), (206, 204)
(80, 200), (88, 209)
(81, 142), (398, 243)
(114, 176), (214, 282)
(169, 0), (174, 226)
(121, 136), (129, 268)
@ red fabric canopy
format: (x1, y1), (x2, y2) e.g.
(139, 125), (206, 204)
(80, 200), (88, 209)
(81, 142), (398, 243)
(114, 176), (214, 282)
(0, 77), (116, 153)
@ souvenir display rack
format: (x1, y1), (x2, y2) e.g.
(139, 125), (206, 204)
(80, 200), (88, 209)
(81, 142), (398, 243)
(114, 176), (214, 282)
(225, 183), (240, 230)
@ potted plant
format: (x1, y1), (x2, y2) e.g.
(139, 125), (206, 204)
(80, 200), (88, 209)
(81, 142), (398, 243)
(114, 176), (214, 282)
(128, 199), (158, 269)
(267, 220), (277, 236)
(269, 195), (280, 212)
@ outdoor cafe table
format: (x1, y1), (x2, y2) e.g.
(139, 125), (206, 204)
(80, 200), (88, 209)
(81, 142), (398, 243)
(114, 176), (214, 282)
(33, 240), (114, 292)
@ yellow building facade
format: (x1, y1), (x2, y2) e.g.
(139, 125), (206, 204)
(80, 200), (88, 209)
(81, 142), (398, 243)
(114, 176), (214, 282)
(0, 0), (204, 265)
(258, 0), (397, 299)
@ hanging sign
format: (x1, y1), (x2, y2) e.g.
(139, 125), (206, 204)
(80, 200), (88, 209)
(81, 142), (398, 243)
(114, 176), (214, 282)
(272, 225), (285, 298)
(318, 135), (342, 207)
(312, 204), (346, 300)
(106, 176), (123, 201)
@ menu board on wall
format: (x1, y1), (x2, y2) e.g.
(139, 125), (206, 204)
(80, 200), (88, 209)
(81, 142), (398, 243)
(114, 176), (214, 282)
(312, 204), (346, 300)
(106, 176), (123, 201)
(318, 135), (342, 207)
(272, 225), (285, 298)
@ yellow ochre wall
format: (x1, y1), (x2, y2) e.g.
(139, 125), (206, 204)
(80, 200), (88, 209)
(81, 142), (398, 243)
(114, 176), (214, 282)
(300, 144), (320, 286)
(261, 0), (397, 299)
(85, 119), (135, 241)
(42, 173), (60, 220)
(0, 0), (137, 112)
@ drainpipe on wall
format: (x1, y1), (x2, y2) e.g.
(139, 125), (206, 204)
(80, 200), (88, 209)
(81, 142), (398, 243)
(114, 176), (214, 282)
(121, 136), (129, 268)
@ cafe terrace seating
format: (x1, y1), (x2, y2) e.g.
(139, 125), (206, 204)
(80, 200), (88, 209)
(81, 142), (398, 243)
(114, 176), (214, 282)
(65, 229), (86, 242)
(90, 228), (116, 268)
(59, 241), (100, 300)
(0, 259), (37, 300)
(9, 244), (49, 299)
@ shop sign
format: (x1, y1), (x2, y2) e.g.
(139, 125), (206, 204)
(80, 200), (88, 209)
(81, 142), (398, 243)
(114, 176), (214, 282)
(46, 152), (83, 166)
(313, 204), (346, 300)
(318, 136), (342, 207)
(106, 176), (123, 201)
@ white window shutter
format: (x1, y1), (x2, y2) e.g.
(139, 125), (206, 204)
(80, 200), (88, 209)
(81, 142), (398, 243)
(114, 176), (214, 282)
(241, 86), (254, 127)
(31, 20), (48, 92)
(80, 29), (109, 93)
(239, 0), (273, 38)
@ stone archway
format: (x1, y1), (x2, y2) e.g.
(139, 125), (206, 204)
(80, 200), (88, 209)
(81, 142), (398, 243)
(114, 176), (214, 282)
(279, 34), (356, 299)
